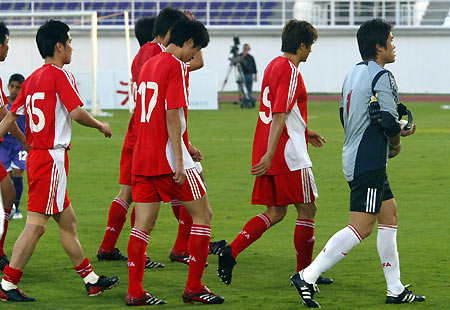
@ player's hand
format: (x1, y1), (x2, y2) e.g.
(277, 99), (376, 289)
(184, 10), (195, 20)
(251, 153), (272, 176)
(368, 96), (382, 125)
(98, 121), (112, 138)
(388, 144), (401, 158)
(401, 123), (416, 137)
(21, 141), (31, 152)
(174, 162), (186, 185)
(308, 129), (326, 148)
(189, 144), (203, 162)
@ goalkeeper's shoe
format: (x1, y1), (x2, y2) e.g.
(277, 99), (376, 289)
(126, 291), (167, 306)
(217, 245), (236, 285)
(290, 271), (320, 308)
(169, 251), (208, 267)
(0, 255), (9, 271)
(385, 285), (425, 304)
(0, 286), (35, 302)
(316, 276), (333, 285)
(97, 247), (127, 261)
(182, 285), (224, 304)
(145, 257), (165, 269)
(209, 239), (227, 255)
(85, 275), (120, 296)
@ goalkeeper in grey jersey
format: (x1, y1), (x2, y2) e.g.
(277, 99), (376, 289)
(290, 19), (424, 308)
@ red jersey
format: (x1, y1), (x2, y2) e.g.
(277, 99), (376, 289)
(252, 56), (312, 175)
(123, 42), (166, 149)
(10, 64), (83, 149)
(0, 78), (7, 108)
(132, 52), (194, 176)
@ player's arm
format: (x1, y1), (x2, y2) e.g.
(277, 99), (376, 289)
(167, 108), (186, 184)
(307, 129), (326, 148)
(189, 141), (202, 162)
(251, 112), (286, 176)
(0, 107), (28, 151)
(69, 106), (111, 138)
(189, 50), (204, 71)
(376, 72), (402, 158)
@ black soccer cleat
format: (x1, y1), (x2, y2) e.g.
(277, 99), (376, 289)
(217, 245), (236, 285)
(126, 291), (167, 306)
(145, 257), (165, 269)
(0, 286), (36, 302)
(290, 271), (320, 308)
(183, 285), (224, 304)
(97, 247), (127, 261)
(316, 276), (333, 285)
(209, 240), (227, 255)
(85, 275), (120, 296)
(0, 255), (9, 271)
(385, 285), (425, 304)
(169, 251), (208, 267)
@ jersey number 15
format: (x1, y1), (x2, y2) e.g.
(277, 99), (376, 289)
(26, 92), (45, 133)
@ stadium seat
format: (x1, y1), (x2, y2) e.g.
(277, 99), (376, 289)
(0, 2), (12, 11)
(67, 2), (81, 10)
(54, 2), (67, 10)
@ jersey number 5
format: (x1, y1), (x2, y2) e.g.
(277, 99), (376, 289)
(26, 92), (45, 133)
(259, 86), (272, 124)
(138, 81), (158, 123)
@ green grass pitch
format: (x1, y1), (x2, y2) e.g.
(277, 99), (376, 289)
(2, 100), (449, 309)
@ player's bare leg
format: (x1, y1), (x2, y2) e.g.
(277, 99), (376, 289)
(0, 175), (16, 271)
(0, 212), (48, 302)
(181, 194), (224, 304)
(126, 201), (167, 306)
(377, 198), (425, 303)
(53, 205), (120, 296)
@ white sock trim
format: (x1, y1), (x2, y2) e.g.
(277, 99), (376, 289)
(1, 278), (17, 291)
(83, 271), (100, 285)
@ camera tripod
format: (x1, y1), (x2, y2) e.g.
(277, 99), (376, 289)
(221, 56), (253, 109)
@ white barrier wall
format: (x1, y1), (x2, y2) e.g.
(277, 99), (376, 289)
(1, 28), (449, 111)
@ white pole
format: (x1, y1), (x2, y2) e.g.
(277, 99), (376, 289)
(91, 11), (100, 115)
(124, 11), (133, 113)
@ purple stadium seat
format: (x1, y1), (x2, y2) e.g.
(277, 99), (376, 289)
(118, 2), (130, 11)
(67, 2), (80, 10)
(54, 2), (66, 10)
(0, 2), (12, 11)
(184, 2), (196, 11)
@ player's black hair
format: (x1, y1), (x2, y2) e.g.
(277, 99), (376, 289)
(9, 73), (25, 84)
(0, 21), (9, 45)
(168, 19), (209, 49)
(153, 7), (186, 39)
(281, 20), (317, 54)
(135, 16), (156, 47)
(36, 20), (70, 59)
(357, 19), (392, 60)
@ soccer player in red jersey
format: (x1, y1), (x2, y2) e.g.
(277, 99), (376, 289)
(126, 19), (224, 306)
(217, 20), (333, 286)
(0, 22), (30, 272)
(0, 20), (119, 302)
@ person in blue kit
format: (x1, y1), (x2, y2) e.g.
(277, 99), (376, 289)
(0, 73), (26, 220)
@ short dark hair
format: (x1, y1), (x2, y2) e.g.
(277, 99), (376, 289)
(281, 20), (317, 54)
(168, 19), (209, 49)
(0, 21), (9, 45)
(135, 16), (156, 46)
(357, 19), (392, 60)
(9, 73), (25, 85)
(153, 7), (186, 39)
(36, 20), (70, 59)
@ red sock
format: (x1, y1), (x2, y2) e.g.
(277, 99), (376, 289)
(171, 200), (181, 221)
(74, 257), (94, 279)
(127, 228), (149, 297)
(294, 219), (315, 272)
(186, 224), (210, 291)
(100, 198), (129, 252)
(229, 214), (271, 259)
(172, 206), (193, 254)
(0, 208), (11, 256)
(3, 265), (23, 285)
(130, 206), (136, 228)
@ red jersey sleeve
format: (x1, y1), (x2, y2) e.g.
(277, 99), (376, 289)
(272, 62), (299, 114)
(0, 78), (8, 108)
(165, 60), (188, 110)
(55, 69), (84, 112)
